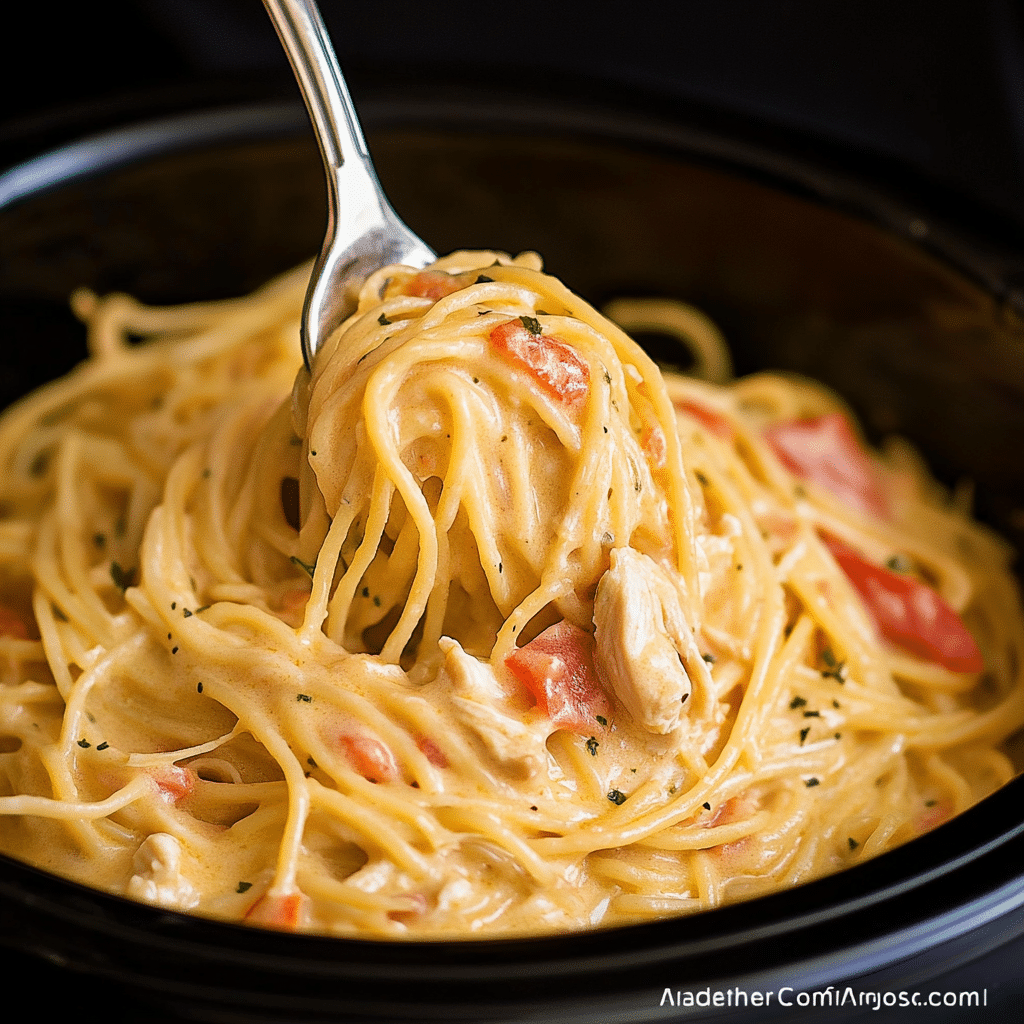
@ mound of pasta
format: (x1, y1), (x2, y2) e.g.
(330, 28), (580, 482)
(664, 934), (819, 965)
(0, 251), (1021, 937)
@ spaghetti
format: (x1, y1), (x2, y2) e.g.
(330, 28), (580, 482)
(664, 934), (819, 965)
(0, 250), (1021, 936)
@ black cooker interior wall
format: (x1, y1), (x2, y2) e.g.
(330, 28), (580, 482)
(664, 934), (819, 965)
(5, 0), (1024, 239)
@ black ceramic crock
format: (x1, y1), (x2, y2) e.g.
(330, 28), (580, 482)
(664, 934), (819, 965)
(1, 91), (1022, 1023)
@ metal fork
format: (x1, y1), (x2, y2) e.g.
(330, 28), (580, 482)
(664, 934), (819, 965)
(262, 0), (435, 366)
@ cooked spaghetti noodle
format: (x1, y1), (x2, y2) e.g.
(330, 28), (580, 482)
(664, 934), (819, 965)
(0, 250), (1021, 936)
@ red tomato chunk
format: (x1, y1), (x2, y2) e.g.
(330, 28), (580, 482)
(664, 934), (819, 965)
(0, 605), (29, 639)
(339, 733), (399, 783)
(417, 736), (448, 769)
(674, 399), (734, 441)
(489, 319), (590, 410)
(245, 892), (305, 930)
(764, 413), (888, 520)
(505, 620), (610, 732)
(152, 766), (195, 802)
(406, 270), (464, 301)
(822, 535), (984, 673)
(641, 422), (667, 468)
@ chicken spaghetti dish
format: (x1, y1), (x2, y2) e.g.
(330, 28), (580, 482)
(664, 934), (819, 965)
(0, 250), (1021, 937)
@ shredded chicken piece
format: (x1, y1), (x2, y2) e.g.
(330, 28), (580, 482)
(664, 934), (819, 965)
(127, 832), (200, 910)
(437, 637), (551, 776)
(593, 547), (710, 734)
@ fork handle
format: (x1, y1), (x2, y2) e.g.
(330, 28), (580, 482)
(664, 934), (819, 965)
(262, 0), (370, 172)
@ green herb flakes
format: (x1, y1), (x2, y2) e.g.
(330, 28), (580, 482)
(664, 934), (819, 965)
(110, 562), (136, 593)
(820, 648), (846, 682)
(885, 553), (913, 573)
(290, 555), (316, 579)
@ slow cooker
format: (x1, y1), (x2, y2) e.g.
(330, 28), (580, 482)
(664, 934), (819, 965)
(0, 88), (1022, 1023)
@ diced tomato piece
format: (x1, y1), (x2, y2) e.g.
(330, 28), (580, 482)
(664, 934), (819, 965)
(641, 422), (667, 468)
(275, 588), (309, 627)
(489, 319), (590, 410)
(406, 270), (464, 301)
(707, 793), (758, 827)
(339, 733), (399, 782)
(244, 891), (306, 930)
(152, 766), (195, 802)
(626, 382), (667, 466)
(388, 892), (427, 923)
(674, 399), (734, 441)
(0, 605), (29, 640)
(505, 620), (610, 732)
(821, 535), (984, 673)
(633, 382), (667, 467)
(764, 413), (888, 519)
(417, 736), (448, 769)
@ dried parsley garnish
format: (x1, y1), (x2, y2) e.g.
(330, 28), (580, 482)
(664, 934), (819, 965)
(290, 555), (316, 579)
(821, 647), (846, 682)
(110, 562), (136, 593)
(885, 553), (913, 573)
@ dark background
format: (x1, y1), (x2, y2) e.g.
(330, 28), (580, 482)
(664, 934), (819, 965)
(2, 2), (1024, 1021)
(4, 0), (1024, 237)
